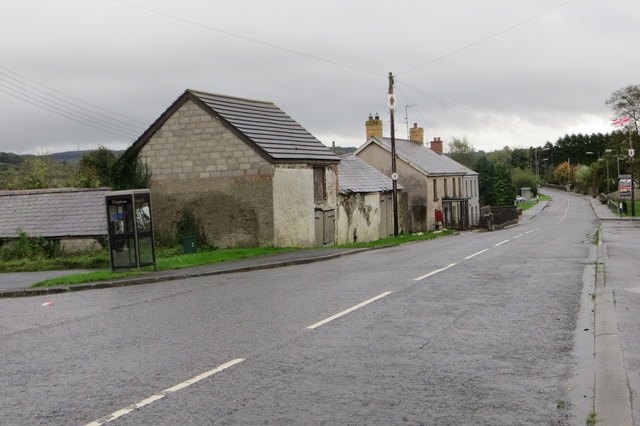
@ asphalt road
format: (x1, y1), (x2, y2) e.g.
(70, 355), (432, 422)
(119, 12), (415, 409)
(0, 190), (598, 425)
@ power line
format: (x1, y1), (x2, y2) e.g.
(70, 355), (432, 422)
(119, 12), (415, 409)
(109, 0), (385, 79)
(398, 0), (580, 76)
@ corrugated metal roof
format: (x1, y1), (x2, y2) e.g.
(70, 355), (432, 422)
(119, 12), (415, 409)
(0, 188), (109, 238)
(190, 90), (339, 162)
(362, 137), (477, 176)
(338, 155), (402, 194)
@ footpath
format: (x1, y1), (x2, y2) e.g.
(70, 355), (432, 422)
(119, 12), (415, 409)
(588, 196), (638, 426)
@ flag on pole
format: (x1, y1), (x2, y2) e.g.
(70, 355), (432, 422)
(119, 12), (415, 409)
(612, 116), (630, 128)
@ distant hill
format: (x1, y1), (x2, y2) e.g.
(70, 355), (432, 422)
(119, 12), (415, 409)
(332, 146), (357, 156)
(0, 150), (125, 165)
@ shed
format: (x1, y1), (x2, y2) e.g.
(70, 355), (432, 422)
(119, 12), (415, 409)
(0, 188), (109, 252)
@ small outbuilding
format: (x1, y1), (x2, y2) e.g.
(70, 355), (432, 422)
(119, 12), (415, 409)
(337, 155), (405, 244)
(0, 188), (109, 253)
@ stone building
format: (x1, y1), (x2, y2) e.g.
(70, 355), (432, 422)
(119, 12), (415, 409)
(127, 89), (339, 248)
(355, 115), (478, 231)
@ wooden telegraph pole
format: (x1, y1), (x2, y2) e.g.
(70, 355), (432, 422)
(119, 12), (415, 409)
(629, 129), (635, 216)
(388, 72), (399, 236)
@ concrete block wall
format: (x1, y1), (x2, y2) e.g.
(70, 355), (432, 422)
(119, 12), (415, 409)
(141, 100), (268, 182)
(140, 99), (277, 248)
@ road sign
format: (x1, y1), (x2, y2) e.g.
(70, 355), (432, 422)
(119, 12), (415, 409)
(391, 172), (399, 180)
(619, 178), (632, 200)
(629, 149), (635, 158)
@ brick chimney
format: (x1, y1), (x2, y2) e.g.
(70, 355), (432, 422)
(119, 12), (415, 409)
(366, 113), (383, 139)
(430, 137), (443, 154)
(409, 123), (424, 144)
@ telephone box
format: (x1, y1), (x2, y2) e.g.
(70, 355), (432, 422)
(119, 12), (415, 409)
(105, 189), (156, 271)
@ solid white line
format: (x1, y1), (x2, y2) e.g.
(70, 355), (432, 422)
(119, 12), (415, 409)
(414, 263), (457, 281)
(494, 240), (509, 247)
(85, 358), (244, 426)
(464, 249), (489, 259)
(306, 291), (392, 330)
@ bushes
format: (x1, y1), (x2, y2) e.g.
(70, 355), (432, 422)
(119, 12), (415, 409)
(0, 231), (62, 261)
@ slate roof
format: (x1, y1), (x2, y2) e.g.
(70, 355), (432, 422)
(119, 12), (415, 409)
(133, 89), (339, 163)
(338, 155), (403, 195)
(358, 137), (477, 176)
(0, 188), (109, 238)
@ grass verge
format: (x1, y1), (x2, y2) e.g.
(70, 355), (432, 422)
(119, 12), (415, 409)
(30, 230), (456, 288)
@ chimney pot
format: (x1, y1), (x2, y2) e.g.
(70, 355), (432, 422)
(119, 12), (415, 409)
(430, 137), (443, 153)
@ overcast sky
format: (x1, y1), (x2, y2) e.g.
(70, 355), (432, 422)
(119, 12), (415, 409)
(1, 0), (638, 155)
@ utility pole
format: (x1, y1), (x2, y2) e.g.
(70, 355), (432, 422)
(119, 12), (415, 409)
(388, 72), (399, 236)
(629, 129), (635, 216)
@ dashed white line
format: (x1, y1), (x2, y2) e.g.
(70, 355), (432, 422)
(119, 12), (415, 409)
(85, 358), (245, 426)
(512, 233), (524, 239)
(414, 263), (457, 281)
(494, 239), (510, 247)
(464, 249), (489, 259)
(307, 291), (392, 330)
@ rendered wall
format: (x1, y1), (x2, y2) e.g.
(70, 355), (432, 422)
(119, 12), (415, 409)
(337, 192), (381, 244)
(140, 99), (276, 248)
(356, 144), (430, 232)
(272, 165), (315, 247)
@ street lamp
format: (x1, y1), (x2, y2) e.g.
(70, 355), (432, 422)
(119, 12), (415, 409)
(604, 149), (621, 178)
(598, 158), (610, 199)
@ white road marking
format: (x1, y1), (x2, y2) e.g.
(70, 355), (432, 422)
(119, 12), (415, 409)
(555, 203), (570, 225)
(85, 358), (245, 426)
(306, 291), (392, 330)
(512, 233), (524, 239)
(414, 263), (457, 281)
(494, 240), (509, 247)
(464, 249), (489, 259)
(526, 230), (535, 234)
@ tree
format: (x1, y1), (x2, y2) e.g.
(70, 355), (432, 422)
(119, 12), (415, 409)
(472, 155), (515, 206)
(511, 168), (537, 195)
(554, 161), (573, 185)
(447, 137), (477, 169)
(606, 85), (640, 134)
(473, 156), (494, 206)
(68, 146), (116, 188)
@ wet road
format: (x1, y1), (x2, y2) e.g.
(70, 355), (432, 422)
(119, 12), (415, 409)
(0, 190), (597, 425)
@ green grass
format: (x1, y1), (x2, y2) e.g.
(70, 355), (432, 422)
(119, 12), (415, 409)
(610, 200), (640, 217)
(517, 194), (551, 211)
(32, 246), (296, 288)
(331, 229), (456, 249)
(0, 252), (110, 273)
(31, 230), (456, 288)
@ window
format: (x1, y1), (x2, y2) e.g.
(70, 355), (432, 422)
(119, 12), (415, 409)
(444, 178), (448, 197)
(452, 178), (456, 197)
(314, 166), (326, 202)
(433, 179), (438, 201)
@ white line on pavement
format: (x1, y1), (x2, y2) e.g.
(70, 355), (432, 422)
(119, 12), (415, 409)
(306, 291), (392, 330)
(464, 249), (489, 259)
(494, 240), (509, 247)
(512, 233), (524, 239)
(414, 263), (457, 281)
(85, 358), (245, 426)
